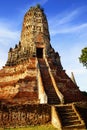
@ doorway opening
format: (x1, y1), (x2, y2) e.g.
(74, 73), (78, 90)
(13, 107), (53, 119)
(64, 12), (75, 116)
(36, 48), (43, 58)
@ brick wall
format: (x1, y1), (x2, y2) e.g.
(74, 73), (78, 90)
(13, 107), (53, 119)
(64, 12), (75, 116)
(0, 104), (51, 128)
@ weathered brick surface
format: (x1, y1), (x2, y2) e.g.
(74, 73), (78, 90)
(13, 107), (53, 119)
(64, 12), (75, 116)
(0, 58), (38, 103)
(48, 58), (87, 103)
(5, 5), (50, 66)
(0, 104), (51, 128)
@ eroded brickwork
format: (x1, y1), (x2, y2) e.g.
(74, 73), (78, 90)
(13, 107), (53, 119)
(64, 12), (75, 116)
(0, 58), (38, 104)
(6, 5), (51, 66)
(0, 104), (51, 128)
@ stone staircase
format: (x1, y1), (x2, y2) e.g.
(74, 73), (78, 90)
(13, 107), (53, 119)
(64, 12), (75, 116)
(47, 58), (87, 104)
(38, 59), (60, 104)
(55, 104), (86, 129)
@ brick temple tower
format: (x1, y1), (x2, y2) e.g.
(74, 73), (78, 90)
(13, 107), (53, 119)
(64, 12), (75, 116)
(0, 5), (87, 129)
(6, 5), (58, 66)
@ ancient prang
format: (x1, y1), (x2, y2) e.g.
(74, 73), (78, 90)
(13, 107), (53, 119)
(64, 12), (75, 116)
(0, 5), (87, 129)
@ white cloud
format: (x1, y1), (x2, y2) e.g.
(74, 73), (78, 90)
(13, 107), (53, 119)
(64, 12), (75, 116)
(50, 24), (87, 36)
(0, 58), (7, 69)
(0, 28), (19, 40)
(49, 7), (87, 36)
(51, 23), (87, 35)
(54, 9), (79, 26)
(0, 49), (7, 69)
(60, 44), (87, 91)
(0, 20), (20, 45)
(0, 20), (20, 68)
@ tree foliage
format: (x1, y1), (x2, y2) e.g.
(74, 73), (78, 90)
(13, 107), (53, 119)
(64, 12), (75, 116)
(79, 47), (87, 68)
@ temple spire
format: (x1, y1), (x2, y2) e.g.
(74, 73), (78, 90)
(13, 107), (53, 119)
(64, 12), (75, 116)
(5, 5), (51, 66)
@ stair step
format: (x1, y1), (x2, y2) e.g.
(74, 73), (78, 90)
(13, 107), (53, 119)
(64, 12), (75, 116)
(61, 115), (78, 120)
(38, 59), (60, 104)
(57, 105), (72, 109)
(63, 124), (85, 129)
(59, 112), (76, 117)
(56, 106), (84, 127)
(62, 119), (81, 124)
(55, 105), (86, 129)
(58, 109), (74, 112)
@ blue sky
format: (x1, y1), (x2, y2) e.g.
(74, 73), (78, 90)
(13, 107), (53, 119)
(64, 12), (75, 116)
(0, 0), (87, 92)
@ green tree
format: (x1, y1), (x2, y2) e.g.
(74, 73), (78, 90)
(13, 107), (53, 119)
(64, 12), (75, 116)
(79, 47), (87, 68)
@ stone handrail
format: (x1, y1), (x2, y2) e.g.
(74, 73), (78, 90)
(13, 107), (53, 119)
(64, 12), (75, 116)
(37, 59), (47, 104)
(72, 103), (85, 125)
(45, 58), (64, 104)
(51, 106), (62, 130)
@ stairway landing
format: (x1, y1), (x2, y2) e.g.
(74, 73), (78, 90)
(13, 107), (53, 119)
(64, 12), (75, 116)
(52, 104), (86, 130)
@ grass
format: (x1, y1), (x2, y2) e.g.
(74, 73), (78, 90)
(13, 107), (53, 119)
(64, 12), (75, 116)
(0, 125), (87, 130)
(0, 125), (58, 130)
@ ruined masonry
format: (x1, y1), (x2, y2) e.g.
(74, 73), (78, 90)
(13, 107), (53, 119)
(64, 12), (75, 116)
(0, 5), (87, 129)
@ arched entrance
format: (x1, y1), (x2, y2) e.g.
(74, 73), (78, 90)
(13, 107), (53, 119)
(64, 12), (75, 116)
(36, 48), (43, 58)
